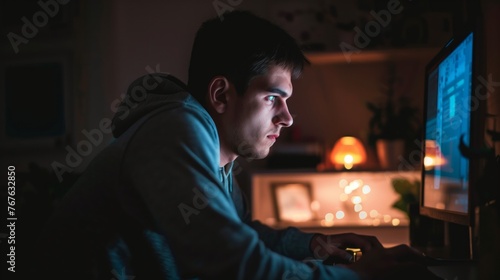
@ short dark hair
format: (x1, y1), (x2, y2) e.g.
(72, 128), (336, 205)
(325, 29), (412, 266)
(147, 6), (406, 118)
(187, 10), (309, 105)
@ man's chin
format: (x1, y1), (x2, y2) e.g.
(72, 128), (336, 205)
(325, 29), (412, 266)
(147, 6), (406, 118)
(240, 148), (269, 160)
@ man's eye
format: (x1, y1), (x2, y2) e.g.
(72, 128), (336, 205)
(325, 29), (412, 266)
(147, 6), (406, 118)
(266, 96), (276, 102)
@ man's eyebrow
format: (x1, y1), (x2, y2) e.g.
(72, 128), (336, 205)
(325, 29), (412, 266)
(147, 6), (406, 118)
(268, 87), (290, 97)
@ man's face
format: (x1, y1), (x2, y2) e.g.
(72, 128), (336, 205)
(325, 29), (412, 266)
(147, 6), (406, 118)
(221, 65), (294, 161)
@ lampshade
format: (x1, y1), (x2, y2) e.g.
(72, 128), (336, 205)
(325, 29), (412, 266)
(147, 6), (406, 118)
(330, 136), (367, 170)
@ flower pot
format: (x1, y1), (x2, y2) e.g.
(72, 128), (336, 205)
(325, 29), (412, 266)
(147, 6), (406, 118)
(376, 139), (405, 170)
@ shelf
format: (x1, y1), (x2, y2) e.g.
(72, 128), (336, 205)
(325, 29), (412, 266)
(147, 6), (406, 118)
(269, 218), (409, 229)
(267, 220), (410, 247)
(305, 47), (440, 65)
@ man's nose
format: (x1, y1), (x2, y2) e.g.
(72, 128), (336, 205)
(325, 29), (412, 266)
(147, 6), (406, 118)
(273, 104), (293, 127)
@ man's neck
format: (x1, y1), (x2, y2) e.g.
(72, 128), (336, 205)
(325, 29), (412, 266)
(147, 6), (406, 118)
(219, 152), (237, 167)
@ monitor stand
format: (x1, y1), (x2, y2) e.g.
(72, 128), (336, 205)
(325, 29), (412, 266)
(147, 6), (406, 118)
(419, 224), (478, 280)
(427, 261), (478, 280)
(413, 221), (475, 260)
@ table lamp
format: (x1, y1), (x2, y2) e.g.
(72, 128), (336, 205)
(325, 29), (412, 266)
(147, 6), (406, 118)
(330, 136), (367, 170)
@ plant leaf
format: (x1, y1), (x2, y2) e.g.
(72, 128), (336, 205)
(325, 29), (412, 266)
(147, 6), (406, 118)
(392, 199), (409, 216)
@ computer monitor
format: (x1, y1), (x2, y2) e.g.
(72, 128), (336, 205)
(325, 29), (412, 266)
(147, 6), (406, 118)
(420, 27), (485, 229)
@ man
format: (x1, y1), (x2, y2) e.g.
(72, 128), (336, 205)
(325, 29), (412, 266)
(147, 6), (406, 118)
(35, 10), (440, 279)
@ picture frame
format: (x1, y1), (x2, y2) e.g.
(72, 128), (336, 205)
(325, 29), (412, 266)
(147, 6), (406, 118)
(271, 182), (314, 223)
(0, 52), (73, 151)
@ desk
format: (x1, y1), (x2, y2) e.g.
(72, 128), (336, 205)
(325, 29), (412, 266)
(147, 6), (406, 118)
(281, 222), (409, 247)
(428, 262), (478, 280)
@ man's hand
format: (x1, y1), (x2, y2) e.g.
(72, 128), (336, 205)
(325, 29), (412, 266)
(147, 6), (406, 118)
(310, 234), (442, 279)
(310, 233), (383, 263)
(345, 244), (443, 280)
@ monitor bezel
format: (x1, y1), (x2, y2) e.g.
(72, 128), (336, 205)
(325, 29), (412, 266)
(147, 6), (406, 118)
(420, 27), (485, 227)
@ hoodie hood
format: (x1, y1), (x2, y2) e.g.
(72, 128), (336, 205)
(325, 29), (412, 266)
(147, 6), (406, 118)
(112, 73), (188, 138)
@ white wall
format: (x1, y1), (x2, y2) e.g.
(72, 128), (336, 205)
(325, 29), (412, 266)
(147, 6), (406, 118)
(288, 59), (429, 149)
(108, 0), (268, 95)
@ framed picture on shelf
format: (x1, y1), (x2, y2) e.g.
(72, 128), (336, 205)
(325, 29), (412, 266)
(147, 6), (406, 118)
(271, 182), (314, 223)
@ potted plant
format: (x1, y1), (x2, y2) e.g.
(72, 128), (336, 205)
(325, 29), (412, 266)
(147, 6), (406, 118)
(366, 64), (421, 169)
(391, 177), (420, 217)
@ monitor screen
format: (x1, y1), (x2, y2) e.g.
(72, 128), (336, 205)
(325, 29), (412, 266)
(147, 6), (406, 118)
(420, 30), (479, 226)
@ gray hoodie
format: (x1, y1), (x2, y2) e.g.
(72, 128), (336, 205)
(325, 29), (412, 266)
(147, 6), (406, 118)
(35, 73), (359, 280)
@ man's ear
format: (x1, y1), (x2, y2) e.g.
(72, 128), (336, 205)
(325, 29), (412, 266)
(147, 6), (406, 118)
(207, 76), (231, 114)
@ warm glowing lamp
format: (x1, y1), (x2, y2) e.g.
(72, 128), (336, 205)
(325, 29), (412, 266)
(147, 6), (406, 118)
(423, 140), (446, 170)
(330, 137), (367, 170)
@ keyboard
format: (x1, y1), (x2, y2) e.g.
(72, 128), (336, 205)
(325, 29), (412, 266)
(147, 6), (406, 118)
(425, 257), (478, 280)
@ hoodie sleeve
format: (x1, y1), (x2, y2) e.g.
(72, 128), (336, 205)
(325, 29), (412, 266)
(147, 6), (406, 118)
(122, 104), (360, 280)
(231, 177), (318, 260)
